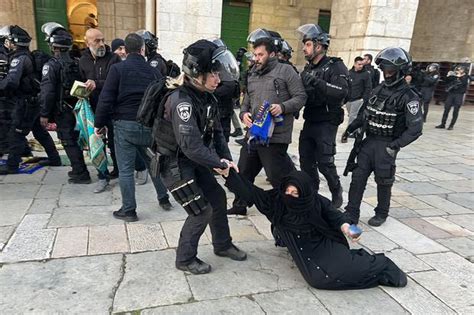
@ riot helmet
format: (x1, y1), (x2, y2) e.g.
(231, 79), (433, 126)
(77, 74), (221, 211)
(136, 30), (158, 55)
(247, 28), (282, 51)
(426, 63), (439, 73)
(3, 25), (31, 48)
(280, 39), (293, 59)
(295, 24), (330, 46)
(41, 22), (73, 49)
(375, 47), (412, 87)
(183, 39), (240, 84)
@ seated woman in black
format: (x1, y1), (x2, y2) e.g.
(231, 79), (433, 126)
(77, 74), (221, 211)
(218, 168), (407, 290)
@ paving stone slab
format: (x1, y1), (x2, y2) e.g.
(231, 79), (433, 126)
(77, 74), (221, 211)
(126, 223), (168, 253)
(113, 250), (191, 312)
(422, 217), (473, 237)
(35, 184), (63, 199)
(395, 182), (453, 195)
(358, 230), (400, 252)
(248, 214), (273, 240)
(0, 225), (15, 251)
(131, 202), (188, 223)
(388, 207), (420, 219)
(432, 180), (474, 193)
(2, 170), (46, 184)
(0, 254), (122, 313)
(399, 218), (453, 239)
(446, 193), (474, 210)
(228, 217), (266, 242)
(0, 229), (56, 263)
(414, 208), (449, 217)
(16, 213), (51, 231)
(446, 214), (474, 231)
(27, 198), (57, 214)
(370, 218), (448, 255)
(0, 199), (32, 226)
(382, 278), (455, 314)
(253, 288), (329, 314)
(410, 270), (474, 313)
(418, 252), (474, 290)
(142, 296), (264, 314)
(311, 287), (407, 314)
(88, 225), (129, 255)
(414, 195), (472, 214)
(0, 184), (39, 200)
(425, 172), (467, 181)
(437, 237), (474, 260)
(48, 205), (123, 228)
(384, 248), (432, 273)
(160, 220), (211, 248)
(41, 168), (70, 184)
(391, 196), (433, 209)
(52, 226), (89, 258)
(59, 184), (113, 207)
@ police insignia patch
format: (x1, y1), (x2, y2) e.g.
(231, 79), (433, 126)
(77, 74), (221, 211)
(177, 102), (192, 122)
(407, 101), (419, 115)
(10, 58), (19, 67)
(150, 60), (158, 68)
(42, 64), (49, 76)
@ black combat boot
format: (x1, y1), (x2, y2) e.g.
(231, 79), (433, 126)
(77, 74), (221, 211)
(331, 185), (343, 209)
(68, 171), (91, 184)
(447, 124), (454, 130)
(227, 205), (247, 215)
(113, 208), (138, 222)
(214, 244), (247, 261)
(435, 124), (445, 129)
(176, 257), (211, 274)
(0, 164), (19, 175)
(368, 214), (387, 227)
(159, 196), (172, 211)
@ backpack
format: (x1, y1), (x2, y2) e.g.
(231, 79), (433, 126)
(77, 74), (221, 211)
(57, 57), (82, 99)
(137, 76), (175, 127)
(30, 50), (52, 92)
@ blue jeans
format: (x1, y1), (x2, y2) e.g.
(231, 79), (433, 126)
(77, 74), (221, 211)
(113, 120), (168, 212)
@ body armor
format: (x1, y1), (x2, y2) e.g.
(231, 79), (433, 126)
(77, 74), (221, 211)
(365, 86), (403, 137)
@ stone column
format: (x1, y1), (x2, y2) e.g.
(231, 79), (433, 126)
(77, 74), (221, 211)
(156, 0), (223, 63)
(329, 0), (419, 67)
(0, 0), (37, 49)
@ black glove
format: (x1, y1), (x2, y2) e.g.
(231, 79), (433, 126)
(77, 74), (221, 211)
(301, 71), (317, 88)
(386, 146), (398, 158)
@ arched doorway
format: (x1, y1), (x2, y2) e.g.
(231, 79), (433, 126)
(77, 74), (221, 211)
(67, 0), (98, 48)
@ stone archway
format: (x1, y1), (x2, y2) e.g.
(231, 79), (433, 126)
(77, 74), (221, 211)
(67, 0), (98, 48)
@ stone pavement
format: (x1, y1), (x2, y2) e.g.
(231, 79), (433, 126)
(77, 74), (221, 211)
(0, 105), (473, 314)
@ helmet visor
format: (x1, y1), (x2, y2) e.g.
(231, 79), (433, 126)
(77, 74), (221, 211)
(247, 28), (270, 44)
(41, 22), (65, 38)
(375, 47), (411, 66)
(295, 24), (323, 42)
(211, 48), (240, 81)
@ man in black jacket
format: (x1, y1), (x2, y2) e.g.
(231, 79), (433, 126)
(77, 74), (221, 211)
(79, 28), (121, 191)
(342, 56), (372, 140)
(363, 53), (380, 89)
(94, 33), (172, 222)
(296, 23), (349, 208)
(419, 63), (439, 122)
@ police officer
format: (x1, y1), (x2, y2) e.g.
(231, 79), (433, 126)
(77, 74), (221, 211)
(436, 65), (469, 130)
(278, 39), (298, 73)
(342, 47), (423, 227)
(295, 24), (349, 208)
(39, 22), (91, 184)
(419, 63), (440, 122)
(0, 26), (12, 157)
(0, 25), (61, 175)
(156, 39), (246, 274)
(136, 30), (180, 78)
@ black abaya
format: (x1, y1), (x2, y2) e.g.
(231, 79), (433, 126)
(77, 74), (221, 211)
(225, 170), (407, 290)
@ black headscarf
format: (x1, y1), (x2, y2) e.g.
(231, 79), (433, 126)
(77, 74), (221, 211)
(274, 170), (348, 246)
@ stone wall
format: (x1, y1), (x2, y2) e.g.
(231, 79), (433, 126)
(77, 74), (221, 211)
(249, 0), (333, 66)
(97, 0), (146, 44)
(0, 0), (37, 49)
(156, 0), (223, 63)
(330, 0), (419, 67)
(410, 0), (474, 62)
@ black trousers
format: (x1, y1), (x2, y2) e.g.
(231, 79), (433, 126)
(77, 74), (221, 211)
(441, 93), (464, 127)
(233, 142), (295, 208)
(55, 109), (88, 174)
(161, 159), (232, 264)
(299, 121), (341, 193)
(0, 97), (14, 154)
(220, 116), (231, 142)
(345, 137), (396, 224)
(6, 99), (59, 169)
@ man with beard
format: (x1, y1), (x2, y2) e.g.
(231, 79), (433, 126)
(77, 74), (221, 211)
(363, 53), (380, 89)
(79, 28), (120, 192)
(227, 36), (306, 215)
(296, 24), (349, 208)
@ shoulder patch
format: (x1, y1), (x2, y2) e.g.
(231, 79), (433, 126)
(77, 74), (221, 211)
(150, 60), (158, 68)
(176, 102), (192, 122)
(407, 101), (419, 115)
(42, 64), (50, 76)
(10, 58), (20, 68)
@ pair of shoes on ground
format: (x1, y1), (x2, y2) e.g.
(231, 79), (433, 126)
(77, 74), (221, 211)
(343, 210), (387, 227)
(176, 244), (247, 274)
(435, 124), (454, 130)
(112, 196), (173, 222)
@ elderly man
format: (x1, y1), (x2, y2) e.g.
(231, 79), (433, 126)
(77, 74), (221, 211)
(79, 28), (121, 192)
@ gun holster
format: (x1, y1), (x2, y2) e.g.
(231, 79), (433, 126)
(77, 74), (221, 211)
(170, 178), (208, 216)
(146, 148), (161, 178)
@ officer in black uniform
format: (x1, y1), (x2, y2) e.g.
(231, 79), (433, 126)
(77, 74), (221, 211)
(295, 24), (349, 208)
(419, 63), (440, 122)
(0, 25), (60, 175)
(39, 23), (91, 184)
(156, 39), (246, 274)
(0, 26), (13, 157)
(342, 47), (423, 227)
(436, 65), (469, 130)
(278, 39), (298, 73)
